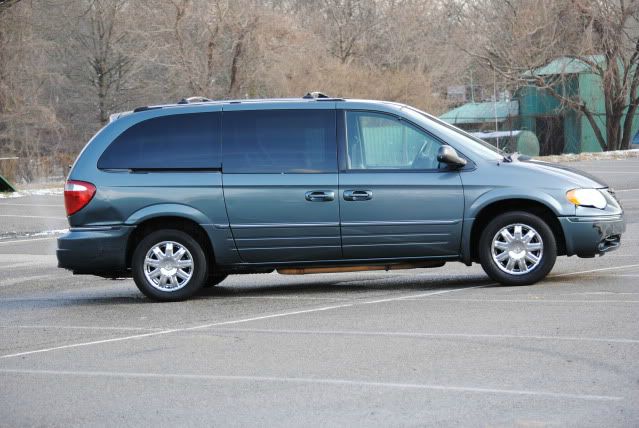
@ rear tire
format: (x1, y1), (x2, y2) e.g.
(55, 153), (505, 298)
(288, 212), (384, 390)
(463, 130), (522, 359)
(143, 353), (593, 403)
(132, 229), (208, 301)
(479, 211), (556, 286)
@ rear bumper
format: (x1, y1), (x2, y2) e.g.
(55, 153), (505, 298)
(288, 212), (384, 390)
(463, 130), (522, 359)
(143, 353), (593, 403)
(57, 226), (134, 275)
(559, 214), (625, 258)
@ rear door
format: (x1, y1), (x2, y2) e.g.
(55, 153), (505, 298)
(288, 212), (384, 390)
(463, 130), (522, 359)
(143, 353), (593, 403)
(222, 104), (341, 263)
(338, 109), (464, 260)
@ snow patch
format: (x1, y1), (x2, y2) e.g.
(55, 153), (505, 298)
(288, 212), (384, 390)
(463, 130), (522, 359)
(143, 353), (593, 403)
(0, 229), (68, 241)
(0, 187), (64, 198)
(538, 149), (639, 163)
(30, 229), (69, 237)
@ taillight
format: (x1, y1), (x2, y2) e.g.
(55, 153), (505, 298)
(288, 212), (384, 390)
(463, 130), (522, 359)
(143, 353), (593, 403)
(64, 180), (96, 216)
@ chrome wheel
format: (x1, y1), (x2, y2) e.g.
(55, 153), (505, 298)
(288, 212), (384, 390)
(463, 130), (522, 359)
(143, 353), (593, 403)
(143, 241), (194, 292)
(491, 223), (543, 276)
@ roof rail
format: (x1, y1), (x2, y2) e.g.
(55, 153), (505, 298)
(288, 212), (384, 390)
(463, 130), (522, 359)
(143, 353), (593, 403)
(177, 96), (212, 104)
(302, 91), (330, 99)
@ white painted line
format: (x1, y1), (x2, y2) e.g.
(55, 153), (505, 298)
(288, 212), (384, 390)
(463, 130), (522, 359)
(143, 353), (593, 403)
(0, 274), (64, 288)
(358, 285), (486, 305)
(0, 214), (66, 220)
(0, 303), (355, 359)
(0, 203), (62, 207)
(0, 286), (479, 360)
(402, 298), (639, 304)
(0, 237), (57, 245)
(206, 327), (639, 344)
(0, 261), (53, 269)
(233, 296), (352, 301)
(595, 274), (639, 278)
(0, 369), (623, 402)
(0, 325), (163, 332)
(552, 263), (639, 277)
(586, 171), (639, 174)
(615, 188), (639, 192)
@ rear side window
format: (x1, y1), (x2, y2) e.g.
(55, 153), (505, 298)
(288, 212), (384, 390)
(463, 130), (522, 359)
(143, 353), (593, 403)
(97, 113), (220, 170)
(222, 109), (336, 173)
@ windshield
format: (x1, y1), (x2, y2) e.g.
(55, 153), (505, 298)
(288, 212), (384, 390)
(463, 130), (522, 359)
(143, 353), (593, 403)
(400, 105), (505, 161)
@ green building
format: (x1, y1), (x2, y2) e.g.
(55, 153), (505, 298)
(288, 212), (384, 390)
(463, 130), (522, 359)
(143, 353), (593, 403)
(441, 56), (639, 155)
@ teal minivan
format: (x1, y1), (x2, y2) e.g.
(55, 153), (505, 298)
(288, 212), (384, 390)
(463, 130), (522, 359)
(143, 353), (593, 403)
(57, 94), (625, 301)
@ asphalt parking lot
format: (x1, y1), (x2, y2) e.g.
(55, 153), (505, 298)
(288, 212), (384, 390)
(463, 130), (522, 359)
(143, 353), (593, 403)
(1, 158), (638, 427)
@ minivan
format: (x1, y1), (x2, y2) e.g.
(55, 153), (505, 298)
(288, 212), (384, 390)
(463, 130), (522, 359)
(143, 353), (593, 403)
(57, 93), (625, 301)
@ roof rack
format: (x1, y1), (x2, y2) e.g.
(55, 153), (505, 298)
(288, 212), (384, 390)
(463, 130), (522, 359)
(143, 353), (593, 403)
(177, 96), (212, 104)
(302, 91), (330, 99)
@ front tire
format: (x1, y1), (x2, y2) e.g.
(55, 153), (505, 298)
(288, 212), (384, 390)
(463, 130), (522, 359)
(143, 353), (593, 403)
(132, 229), (208, 301)
(479, 211), (557, 286)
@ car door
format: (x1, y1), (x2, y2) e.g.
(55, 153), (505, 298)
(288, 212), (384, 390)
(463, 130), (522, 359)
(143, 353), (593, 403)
(222, 104), (341, 263)
(338, 109), (464, 259)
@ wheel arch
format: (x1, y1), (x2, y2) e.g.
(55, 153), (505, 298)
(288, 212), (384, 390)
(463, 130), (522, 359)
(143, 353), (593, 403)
(125, 215), (215, 270)
(467, 198), (567, 263)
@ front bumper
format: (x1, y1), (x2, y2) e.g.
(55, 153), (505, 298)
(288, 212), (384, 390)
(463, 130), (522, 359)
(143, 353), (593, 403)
(57, 226), (134, 275)
(559, 214), (625, 258)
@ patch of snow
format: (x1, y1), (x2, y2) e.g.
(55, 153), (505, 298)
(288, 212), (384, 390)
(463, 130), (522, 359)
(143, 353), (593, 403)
(537, 149), (639, 163)
(0, 187), (64, 198)
(0, 228), (68, 241)
(30, 229), (69, 237)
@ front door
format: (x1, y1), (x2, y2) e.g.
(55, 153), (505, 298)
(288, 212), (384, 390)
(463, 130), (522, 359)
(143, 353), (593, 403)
(339, 110), (464, 260)
(222, 105), (341, 263)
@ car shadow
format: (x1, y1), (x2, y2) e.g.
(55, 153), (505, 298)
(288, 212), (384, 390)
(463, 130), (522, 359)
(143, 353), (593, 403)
(196, 273), (495, 299)
(0, 273), (495, 307)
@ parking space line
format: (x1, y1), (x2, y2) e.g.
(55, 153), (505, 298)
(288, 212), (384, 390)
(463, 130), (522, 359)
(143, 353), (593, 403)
(0, 203), (62, 207)
(0, 369), (623, 402)
(232, 296), (352, 301)
(199, 328), (639, 344)
(0, 325), (163, 332)
(0, 214), (66, 220)
(596, 274), (639, 278)
(0, 286), (478, 360)
(0, 237), (57, 245)
(552, 263), (639, 277)
(401, 298), (639, 304)
(358, 285), (485, 305)
(0, 275), (63, 288)
(615, 188), (639, 192)
(586, 171), (639, 174)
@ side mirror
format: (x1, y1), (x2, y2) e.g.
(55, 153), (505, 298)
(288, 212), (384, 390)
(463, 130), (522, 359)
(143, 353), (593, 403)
(437, 146), (467, 168)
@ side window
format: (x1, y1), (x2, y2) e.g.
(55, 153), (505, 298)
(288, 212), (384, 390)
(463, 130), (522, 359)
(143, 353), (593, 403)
(222, 109), (336, 173)
(345, 111), (443, 170)
(97, 113), (221, 170)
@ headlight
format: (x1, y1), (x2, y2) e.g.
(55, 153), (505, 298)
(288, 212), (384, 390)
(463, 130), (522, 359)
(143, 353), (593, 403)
(566, 188), (607, 209)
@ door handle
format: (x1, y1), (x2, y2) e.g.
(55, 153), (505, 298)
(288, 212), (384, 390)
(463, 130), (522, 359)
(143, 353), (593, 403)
(343, 190), (373, 201)
(305, 190), (335, 202)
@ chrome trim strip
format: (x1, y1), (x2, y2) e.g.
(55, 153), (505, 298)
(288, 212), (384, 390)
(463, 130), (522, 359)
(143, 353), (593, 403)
(342, 241), (449, 247)
(228, 222), (340, 229)
(566, 215), (624, 223)
(236, 245), (342, 251)
(234, 236), (340, 242)
(341, 219), (461, 226)
(224, 220), (460, 229)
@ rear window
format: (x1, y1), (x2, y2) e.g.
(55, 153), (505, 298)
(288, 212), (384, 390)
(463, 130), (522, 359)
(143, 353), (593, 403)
(97, 113), (220, 170)
(222, 109), (336, 173)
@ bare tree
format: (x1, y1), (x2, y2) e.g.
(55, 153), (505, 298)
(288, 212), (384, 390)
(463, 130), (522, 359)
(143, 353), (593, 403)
(461, 0), (639, 151)
(75, 0), (135, 125)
